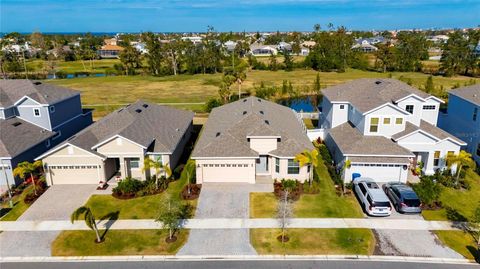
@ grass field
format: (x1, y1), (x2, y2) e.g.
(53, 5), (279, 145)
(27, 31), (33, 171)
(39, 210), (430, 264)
(0, 185), (35, 221)
(251, 228), (375, 255)
(84, 170), (196, 220)
(27, 59), (121, 74)
(434, 230), (478, 260)
(49, 69), (479, 118)
(52, 229), (188, 256)
(422, 169), (480, 221)
(250, 160), (364, 218)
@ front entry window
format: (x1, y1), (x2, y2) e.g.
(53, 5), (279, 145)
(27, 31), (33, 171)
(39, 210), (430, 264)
(369, 118), (379, 133)
(275, 158), (280, 173)
(433, 151), (440, 166)
(287, 159), (299, 174)
(130, 158), (140, 168)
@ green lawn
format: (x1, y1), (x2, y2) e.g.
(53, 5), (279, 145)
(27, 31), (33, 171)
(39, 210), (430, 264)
(250, 161), (364, 218)
(85, 171), (196, 219)
(251, 228), (375, 255)
(0, 185), (34, 221)
(434, 230), (478, 260)
(48, 69), (478, 118)
(51, 229), (188, 256)
(422, 169), (480, 221)
(27, 59), (121, 74)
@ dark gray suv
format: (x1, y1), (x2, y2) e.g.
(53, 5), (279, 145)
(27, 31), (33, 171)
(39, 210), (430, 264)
(383, 182), (422, 214)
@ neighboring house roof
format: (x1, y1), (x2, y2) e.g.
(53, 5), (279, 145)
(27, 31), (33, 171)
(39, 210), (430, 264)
(351, 43), (378, 51)
(348, 156), (410, 164)
(40, 101), (194, 159)
(98, 44), (124, 51)
(192, 97), (313, 158)
(322, 78), (435, 114)
(449, 84), (480, 106)
(0, 79), (79, 108)
(0, 117), (55, 158)
(328, 122), (414, 157)
(392, 120), (466, 145)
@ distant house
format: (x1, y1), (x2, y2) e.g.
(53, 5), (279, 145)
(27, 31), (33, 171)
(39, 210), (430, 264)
(37, 101), (194, 185)
(302, 41), (316, 48)
(192, 97), (313, 184)
(104, 38), (118, 46)
(352, 41), (378, 52)
(299, 46), (310, 56)
(439, 85), (480, 165)
(0, 80), (93, 192)
(97, 44), (124, 59)
(249, 43), (278, 56)
(181, 36), (203, 45)
(277, 41), (292, 52)
(131, 42), (148, 54)
(223, 40), (237, 52)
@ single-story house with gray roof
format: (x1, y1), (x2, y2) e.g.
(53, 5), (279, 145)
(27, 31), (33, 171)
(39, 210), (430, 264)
(37, 101), (194, 185)
(192, 97), (314, 184)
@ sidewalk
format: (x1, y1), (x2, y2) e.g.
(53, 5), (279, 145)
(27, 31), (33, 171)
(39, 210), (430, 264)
(0, 218), (466, 231)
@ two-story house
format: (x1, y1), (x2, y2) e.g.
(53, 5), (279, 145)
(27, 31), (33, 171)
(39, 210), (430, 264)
(37, 101), (194, 185)
(439, 85), (480, 165)
(192, 97), (314, 184)
(0, 80), (93, 192)
(321, 78), (466, 183)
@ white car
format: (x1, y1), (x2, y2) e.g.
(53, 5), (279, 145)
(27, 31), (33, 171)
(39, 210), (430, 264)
(353, 178), (392, 217)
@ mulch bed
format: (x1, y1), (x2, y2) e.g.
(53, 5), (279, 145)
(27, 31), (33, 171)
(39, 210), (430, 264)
(23, 187), (47, 205)
(273, 182), (303, 201)
(165, 235), (178, 243)
(181, 184), (201, 200)
(277, 235), (290, 242)
(421, 202), (443, 210)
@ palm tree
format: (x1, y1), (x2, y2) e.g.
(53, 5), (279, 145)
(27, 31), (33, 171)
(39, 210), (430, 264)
(71, 206), (102, 243)
(445, 150), (476, 186)
(13, 160), (42, 196)
(143, 157), (172, 190)
(183, 160), (196, 195)
(294, 149), (319, 185)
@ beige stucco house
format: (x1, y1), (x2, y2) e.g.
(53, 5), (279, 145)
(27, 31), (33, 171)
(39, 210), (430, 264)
(37, 101), (194, 185)
(192, 97), (314, 184)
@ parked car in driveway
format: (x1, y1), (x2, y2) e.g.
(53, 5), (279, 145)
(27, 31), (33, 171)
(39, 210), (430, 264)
(383, 182), (422, 214)
(353, 178), (392, 217)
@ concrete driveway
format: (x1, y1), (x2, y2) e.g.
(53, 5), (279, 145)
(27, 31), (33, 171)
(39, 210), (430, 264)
(0, 184), (96, 257)
(178, 183), (267, 255)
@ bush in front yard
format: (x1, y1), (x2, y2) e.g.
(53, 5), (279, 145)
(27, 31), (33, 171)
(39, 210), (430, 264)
(113, 177), (144, 198)
(412, 176), (442, 208)
(274, 179), (303, 201)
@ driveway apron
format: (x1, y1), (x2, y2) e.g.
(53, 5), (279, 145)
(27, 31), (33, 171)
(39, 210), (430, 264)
(0, 185), (96, 257)
(178, 184), (258, 255)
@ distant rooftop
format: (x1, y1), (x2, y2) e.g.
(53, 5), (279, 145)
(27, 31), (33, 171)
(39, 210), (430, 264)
(449, 84), (480, 106)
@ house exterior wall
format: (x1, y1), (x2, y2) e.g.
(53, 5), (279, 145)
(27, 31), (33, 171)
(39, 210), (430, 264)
(272, 157), (310, 182)
(167, 121), (193, 169)
(0, 107), (16, 119)
(52, 111), (93, 143)
(49, 95), (83, 128)
(16, 98), (51, 130)
(420, 99), (441, 125)
(249, 138), (278, 154)
(363, 105), (406, 137)
(439, 94), (480, 164)
(97, 137), (146, 180)
(330, 103), (349, 128)
(0, 159), (14, 194)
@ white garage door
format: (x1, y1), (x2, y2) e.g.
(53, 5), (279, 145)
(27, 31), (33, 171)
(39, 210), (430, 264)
(201, 165), (255, 183)
(47, 165), (102, 185)
(350, 164), (406, 183)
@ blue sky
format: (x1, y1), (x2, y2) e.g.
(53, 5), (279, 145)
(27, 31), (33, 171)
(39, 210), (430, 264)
(1, 0), (479, 33)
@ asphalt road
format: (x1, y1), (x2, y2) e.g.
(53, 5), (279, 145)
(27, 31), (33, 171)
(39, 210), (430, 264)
(1, 260), (478, 269)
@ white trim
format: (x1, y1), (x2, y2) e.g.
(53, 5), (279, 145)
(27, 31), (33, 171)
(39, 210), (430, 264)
(91, 135), (148, 150)
(98, 152), (144, 155)
(393, 129), (466, 146)
(51, 110), (92, 130)
(146, 152), (172, 155)
(362, 102), (410, 116)
(344, 154), (414, 158)
(246, 136), (281, 139)
(35, 143), (106, 161)
(13, 96), (42, 106)
(192, 156), (257, 160)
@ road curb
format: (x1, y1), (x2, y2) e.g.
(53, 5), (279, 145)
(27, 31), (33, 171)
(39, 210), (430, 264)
(0, 255), (475, 264)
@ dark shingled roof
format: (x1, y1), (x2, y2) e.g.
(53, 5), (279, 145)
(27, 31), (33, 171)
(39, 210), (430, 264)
(392, 120), (466, 145)
(0, 79), (79, 107)
(449, 84), (480, 106)
(0, 118), (55, 157)
(328, 122), (414, 157)
(45, 101), (194, 158)
(322, 78), (432, 113)
(192, 97), (314, 158)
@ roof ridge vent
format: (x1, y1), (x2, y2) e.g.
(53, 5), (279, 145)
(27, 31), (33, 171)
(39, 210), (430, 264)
(135, 109), (142, 113)
(264, 120), (270, 125)
(243, 99), (247, 102)
(33, 81), (42, 85)
(259, 110), (264, 115)
(375, 80), (382, 85)
(216, 132), (221, 137)
(142, 104), (149, 108)
(243, 111), (247, 115)
(12, 122), (22, 127)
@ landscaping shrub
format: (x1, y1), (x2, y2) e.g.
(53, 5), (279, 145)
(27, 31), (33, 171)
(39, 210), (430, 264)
(112, 177), (144, 198)
(274, 179), (302, 201)
(23, 178), (47, 205)
(55, 70), (68, 79)
(303, 181), (320, 194)
(412, 176), (442, 208)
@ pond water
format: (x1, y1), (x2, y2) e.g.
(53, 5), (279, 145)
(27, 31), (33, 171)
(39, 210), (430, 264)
(278, 95), (321, 113)
(47, 73), (109, 79)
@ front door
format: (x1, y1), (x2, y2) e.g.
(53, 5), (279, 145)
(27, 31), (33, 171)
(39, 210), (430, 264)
(256, 155), (269, 174)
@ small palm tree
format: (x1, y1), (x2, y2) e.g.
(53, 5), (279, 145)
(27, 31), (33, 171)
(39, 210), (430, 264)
(183, 160), (196, 195)
(71, 206), (102, 243)
(13, 160), (43, 196)
(445, 150), (476, 186)
(143, 157), (172, 190)
(294, 149), (319, 185)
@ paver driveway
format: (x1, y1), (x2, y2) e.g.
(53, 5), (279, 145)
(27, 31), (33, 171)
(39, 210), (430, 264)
(178, 183), (271, 255)
(0, 184), (96, 257)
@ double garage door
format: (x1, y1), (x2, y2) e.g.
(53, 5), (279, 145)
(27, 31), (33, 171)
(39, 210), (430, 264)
(47, 165), (101, 185)
(200, 163), (255, 183)
(349, 163), (407, 183)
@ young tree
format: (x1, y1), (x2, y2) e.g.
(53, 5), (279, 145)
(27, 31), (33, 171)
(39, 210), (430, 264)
(269, 52), (278, 71)
(142, 32), (163, 76)
(283, 49), (294, 71)
(143, 157), (172, 190)
(445, 150), (476, 186)
(277, 180), (295, 244)
(156, 194), (186, 242)
(119, 44), (141, 75)
(71, 206), (102, 243)
(294, 149), (319, 185)
(424, 76), (435, 94)
(183, 160), (196, 195)
(470, 203), (480, 257)
(13, 160), (42, 196)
